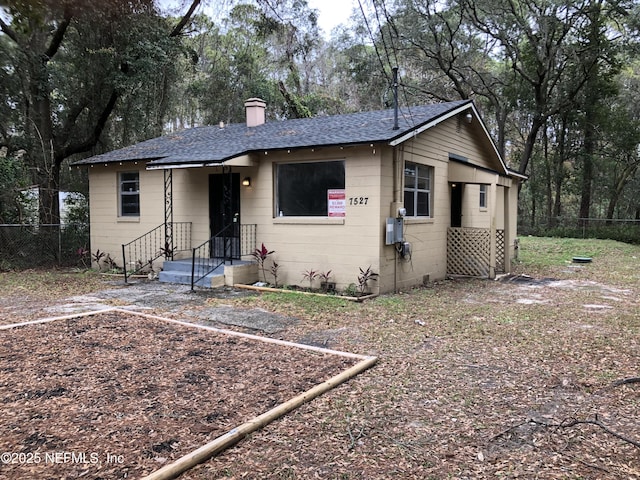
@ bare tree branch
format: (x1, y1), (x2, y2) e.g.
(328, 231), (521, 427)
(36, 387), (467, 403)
(612, 377), (640, 387)
(0, 16), (18, 43)
(170, 0), (202, 37)
(57, 90), (119, 161)
(43, 6), (73, 61)
(529, 416), (640, 449)
(57, 96), (91, 148)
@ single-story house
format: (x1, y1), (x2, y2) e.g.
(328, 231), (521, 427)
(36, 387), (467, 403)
(74, 98), (525, 293)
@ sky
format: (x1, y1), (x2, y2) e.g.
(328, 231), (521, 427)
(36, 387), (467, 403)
(0, 1), (361, 35)
(306, 0), (359, 36)
(160, 0), (360, 38)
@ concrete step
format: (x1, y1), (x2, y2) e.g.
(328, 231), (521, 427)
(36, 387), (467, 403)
(162, 258), (223, 273)
(159, 258), (254, 288)
(158, 270), (222, 288)
(159, 258), (225, 288)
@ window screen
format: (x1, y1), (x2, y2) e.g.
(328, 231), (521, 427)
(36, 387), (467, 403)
(404, 162), (432, 217)
(276, 161), (345, 216)
(119, 171), (140, 216)
(479, 184), (487, 208)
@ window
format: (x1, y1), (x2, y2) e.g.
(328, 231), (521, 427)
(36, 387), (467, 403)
(119, 171), (140, 216)
(479, 184), (487, 209)
(404, 162), (433, 217)
(275, 161), (345, 216)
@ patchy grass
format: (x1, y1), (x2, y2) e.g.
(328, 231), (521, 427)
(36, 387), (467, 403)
(191, 237), (640, 479)
(0, 269), (122, 324)
(515, 236), (640, 285)
(0, 268), (113, 300)
(2, 237), (639, 479)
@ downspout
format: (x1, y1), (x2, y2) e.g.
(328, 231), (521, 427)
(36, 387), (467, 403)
(391, 66), (400, 292)
(503, 182), (511, 273)
(393, 148), (398, 293)
(392, 145), (404, 293)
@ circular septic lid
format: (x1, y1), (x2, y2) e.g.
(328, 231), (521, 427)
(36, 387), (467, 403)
(572, 256), (592, 263)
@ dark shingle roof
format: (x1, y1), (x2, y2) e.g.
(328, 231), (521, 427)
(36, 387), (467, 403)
(74, 100), (471, 167)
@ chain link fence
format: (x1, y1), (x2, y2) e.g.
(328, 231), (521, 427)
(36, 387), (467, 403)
(0, 224), (89, 270)
(518, 217), (640, 244)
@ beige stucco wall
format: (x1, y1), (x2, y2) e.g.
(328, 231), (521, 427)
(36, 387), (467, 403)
(88, 163), (165, 270)
(461, 184), (510, 231)
(382, 129), (452, 291)
(241, 146), (383, 293)
(379, 114), (502, 290)
(86, 110), (520, 292)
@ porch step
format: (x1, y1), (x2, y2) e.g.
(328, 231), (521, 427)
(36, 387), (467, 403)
(159, 259), (225, 288)
(159, 258), (255, 288)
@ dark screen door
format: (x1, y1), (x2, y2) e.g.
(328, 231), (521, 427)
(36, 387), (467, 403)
(451, 183), (463, 228)
(209, 172), (240, 258)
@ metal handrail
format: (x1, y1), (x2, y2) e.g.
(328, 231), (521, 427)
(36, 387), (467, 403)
(122, 222), (191, 282)
(191, 223), (257, 290)
(191, 223), (236, 290)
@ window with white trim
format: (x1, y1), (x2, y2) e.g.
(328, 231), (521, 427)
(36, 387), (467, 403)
(119, 171), (140, 216)
(275, 160), (345, 216)
(479, 184), (487, 209)
(404, 162), (433, 217)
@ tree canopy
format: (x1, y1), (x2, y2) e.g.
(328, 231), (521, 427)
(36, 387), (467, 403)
(1, 0), (639, 227)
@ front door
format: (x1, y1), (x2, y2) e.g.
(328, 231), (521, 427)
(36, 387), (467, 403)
(209, 172), (240, 259)
(451, 183), (463, 227)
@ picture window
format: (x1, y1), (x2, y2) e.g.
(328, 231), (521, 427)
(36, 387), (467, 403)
(275, 161), (345, 216)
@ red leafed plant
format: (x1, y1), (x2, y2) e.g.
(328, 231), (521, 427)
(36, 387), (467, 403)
(302, 269), (318, 290)
(252, 243), (274, 283)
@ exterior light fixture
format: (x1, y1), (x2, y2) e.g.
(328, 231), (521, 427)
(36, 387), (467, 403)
(242, 177), (251, 187)
(465, 112), (473, 123)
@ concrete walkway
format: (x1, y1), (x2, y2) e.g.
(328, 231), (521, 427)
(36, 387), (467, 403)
(45, 279), (299, 334)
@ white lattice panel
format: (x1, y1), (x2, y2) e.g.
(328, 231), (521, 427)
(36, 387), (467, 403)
(447, 227), (491, 277)
(496, 229), (505, 273)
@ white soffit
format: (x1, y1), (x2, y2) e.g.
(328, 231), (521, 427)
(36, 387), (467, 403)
(146, 154), (255, 170)
(390, 103), (510, 176)
(146, 162), (208, 170)
(222, 154), (256, 167)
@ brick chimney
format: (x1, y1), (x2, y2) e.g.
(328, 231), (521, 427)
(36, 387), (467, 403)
(245, 98), (266, 127)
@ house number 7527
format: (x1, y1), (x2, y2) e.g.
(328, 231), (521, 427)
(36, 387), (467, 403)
(349, 197), (369, 205)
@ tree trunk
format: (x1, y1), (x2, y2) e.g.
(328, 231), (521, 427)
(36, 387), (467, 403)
(3, 1), (202, 225)
(606, 159), (639, 223)
(578, 1), (606, 229)
(38, 164), (61, 225)
(493, 103), (507, 159)
(578, 131), (594, 227)
(543, 125), (553, 223)
(552, 115), (568, 224)
(28, 56), (60, 224)
(518, 114), (546, 175)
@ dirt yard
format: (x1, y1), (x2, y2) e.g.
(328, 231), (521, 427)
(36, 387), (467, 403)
(0, 310), (359, 479)
(0, 237), (639, 479)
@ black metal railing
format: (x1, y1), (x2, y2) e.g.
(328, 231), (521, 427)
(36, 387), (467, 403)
(122, 222), (191, 282)
(191, 223), (256, 290)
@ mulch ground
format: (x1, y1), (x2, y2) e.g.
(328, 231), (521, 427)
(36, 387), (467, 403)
(1, 240), (639, 479)
(0, 310), (358, 479)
